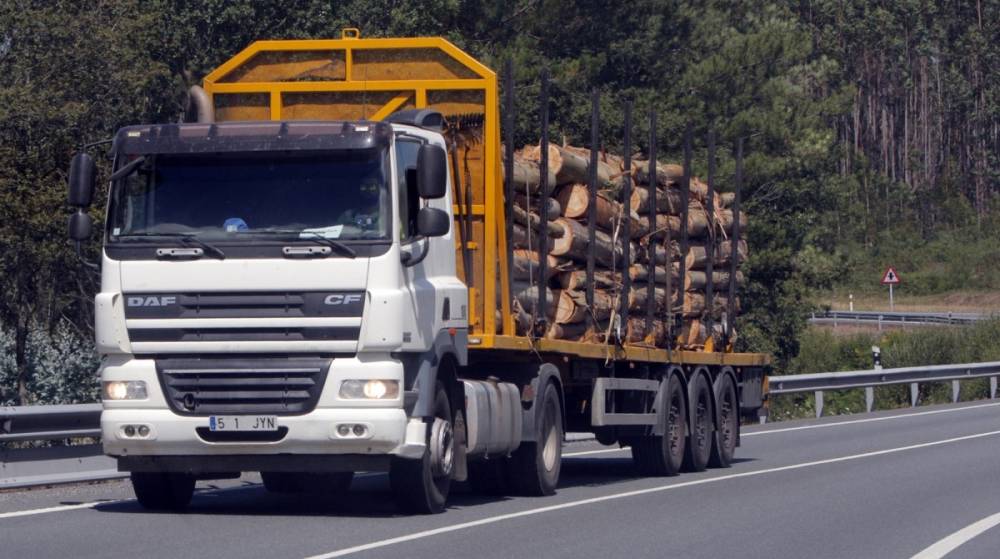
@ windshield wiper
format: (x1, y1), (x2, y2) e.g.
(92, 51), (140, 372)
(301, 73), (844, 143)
(256, 230), (357, 259)
(110, 156), (146, 181)
(117, 232), (226, 260)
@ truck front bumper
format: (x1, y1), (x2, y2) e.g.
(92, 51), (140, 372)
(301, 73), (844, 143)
(103, 408), (427, 462)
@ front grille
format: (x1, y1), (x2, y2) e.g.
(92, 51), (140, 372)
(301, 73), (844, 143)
(131, 327), (360, 343)
(123, 291), (365, 319)
(156, 356), (331, 416)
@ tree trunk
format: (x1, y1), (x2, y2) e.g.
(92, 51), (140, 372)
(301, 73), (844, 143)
(630, 186), (684, 215)
(552, 145), (619, 189)
(14, 315), (29, 405)
(515, 194), (561, 220)
(512, 205), (564, 238)
(549, 217), (633, 267)
(624, 318), (667, 345)
(511, 153), (557, 194)
(555, 184), (644, 237)
(554, 288), (614, 324)
(684, 270), (745, 291)
(512, 282), (556, 320)
(627, 284), (668, 312)
(684, 239), (748, 270)
(512, 249), (568, 281)
(558, 269), (622, 291)
(634, 160), (684, 187)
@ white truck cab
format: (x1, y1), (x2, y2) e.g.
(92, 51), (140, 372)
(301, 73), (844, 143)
(66, 112), (502, 513)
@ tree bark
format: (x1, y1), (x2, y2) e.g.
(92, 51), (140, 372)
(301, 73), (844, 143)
(549, 217), (633, 267)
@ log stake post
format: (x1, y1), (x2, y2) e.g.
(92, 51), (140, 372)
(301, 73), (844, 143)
(727, 137), (743, 344)
(645, 111), (657, 338)
(535, 69), (550, 335)
(678, 125), (692, 321)
(586, 89), (599, 332)
(503, 59), (516, 335)
(704, 128), (716, 338)
(619, 101), (633, 342)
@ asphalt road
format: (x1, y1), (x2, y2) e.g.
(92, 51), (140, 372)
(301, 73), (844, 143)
(2, 400), (999, 559)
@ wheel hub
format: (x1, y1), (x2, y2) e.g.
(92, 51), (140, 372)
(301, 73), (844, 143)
(429, 418), (454, 478)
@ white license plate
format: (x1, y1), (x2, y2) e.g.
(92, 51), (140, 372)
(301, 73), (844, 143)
(209, 416), (278, 432)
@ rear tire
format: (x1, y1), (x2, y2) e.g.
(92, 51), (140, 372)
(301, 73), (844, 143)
(131, 472), (195, 511)
(682, 373), (713, 472)
(390, 383), (453, 514)
(709, 374), (738, 468)
(508, 380), (563, 496)
(632, 373), (687, 476)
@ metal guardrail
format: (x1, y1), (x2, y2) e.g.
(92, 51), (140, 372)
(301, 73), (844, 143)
(768, 361), (1000, 419)
(809, 310), (989, 328)
(0, 403), (121, 489)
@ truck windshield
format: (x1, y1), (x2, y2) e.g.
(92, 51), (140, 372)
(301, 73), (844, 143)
(108, 150), (390, 241)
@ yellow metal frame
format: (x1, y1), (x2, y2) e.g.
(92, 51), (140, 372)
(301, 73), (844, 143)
(202, 33), (768, 368)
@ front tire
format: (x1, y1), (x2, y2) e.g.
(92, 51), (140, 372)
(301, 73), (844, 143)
(508, 380), (563, 496)
(390, 383), (453, 514)
(131, 472), (195, 511)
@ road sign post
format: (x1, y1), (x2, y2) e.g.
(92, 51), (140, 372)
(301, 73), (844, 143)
(881, 267), (900, 311)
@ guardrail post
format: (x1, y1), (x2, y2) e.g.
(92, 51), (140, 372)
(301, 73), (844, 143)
(991, 377), (997, 399)
(814, 390), (824, 418)
(952, 380), (960, 403)
(910, 383), (919, 407)
(865, 386), (874, 413)
(878, 314), (883, 332)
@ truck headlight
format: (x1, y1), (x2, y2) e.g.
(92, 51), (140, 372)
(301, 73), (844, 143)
(339, 379), (399, 400)
(103, 381), (147, 400)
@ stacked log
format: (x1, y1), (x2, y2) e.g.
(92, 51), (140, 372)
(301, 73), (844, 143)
(507, 143), (748, 350)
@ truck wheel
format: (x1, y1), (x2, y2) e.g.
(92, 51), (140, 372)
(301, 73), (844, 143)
(709, 374), (738, 468)
(390, 383), (453, 514)
(467, 458), (510, 496)
(682, 374), (713, 472)
(130, 471), (195, 510)
(632, 373), (687, 476)
(262, 472), (353, 494)
(509, 380), (563, 496)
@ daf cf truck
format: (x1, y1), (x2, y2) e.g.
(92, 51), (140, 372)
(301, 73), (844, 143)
(66, 31), (768, 514)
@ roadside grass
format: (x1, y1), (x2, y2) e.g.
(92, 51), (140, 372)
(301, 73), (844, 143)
(768, 319), (1000, 421)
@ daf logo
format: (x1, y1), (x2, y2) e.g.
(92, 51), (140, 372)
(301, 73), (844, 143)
(127, 296), (177, 307)
(324, 294), (362, 305)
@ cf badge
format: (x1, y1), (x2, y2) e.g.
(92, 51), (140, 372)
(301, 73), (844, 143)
(324, 294), (363, 305)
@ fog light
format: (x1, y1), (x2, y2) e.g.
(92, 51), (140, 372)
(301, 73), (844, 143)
(123, 425), (136, 437)
(337, 424), (351, 437)
(352, 424), (366, 437)
(103, 381), (147, 400)
(137, 425), (150, 437)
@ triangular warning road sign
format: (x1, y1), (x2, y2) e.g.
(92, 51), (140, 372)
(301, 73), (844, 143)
(881, 267), (900, 285)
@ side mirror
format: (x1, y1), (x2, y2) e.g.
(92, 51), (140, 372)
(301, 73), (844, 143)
(416, 144), (448, 199)
(417, 207), (450, 237)
(68, 210), (93, 241)
(68, 152), (96, 207)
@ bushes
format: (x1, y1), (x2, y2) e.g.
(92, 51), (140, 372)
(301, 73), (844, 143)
(769, 319), (1000, 421)
(0, 323), (99, 406)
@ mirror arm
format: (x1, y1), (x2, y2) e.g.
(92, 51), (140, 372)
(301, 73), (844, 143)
(75, 241), (100, 271)
(401, 236), (429, 267)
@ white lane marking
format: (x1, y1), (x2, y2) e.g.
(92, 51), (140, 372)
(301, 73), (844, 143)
(744, 401), (1000, 437)
(305, 429), (1000, 559)
(563, 448), (626, 457)
(0, 482), (260, 520)
(911, 511), (1000, 559)
(0, 500), (126, 520)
